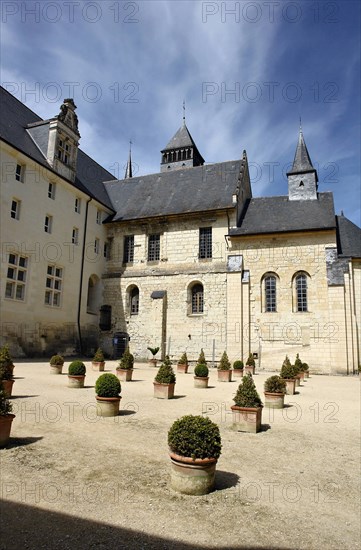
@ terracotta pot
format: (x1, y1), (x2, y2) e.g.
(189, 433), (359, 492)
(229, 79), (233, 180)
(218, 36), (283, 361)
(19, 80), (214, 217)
(264, 391), (285, 409)
(67, 375), (85, 388)
(231, 405), (262, 433)
(169, 451), (217, 495)
(295, 376), (301, 387)
(116, 368), (133, 381)
(217, 369), (232, 382)
(194, 376), (209, 389)
(92, 361), (105, 372)
(304, 370), (310, 379)
(283, 378), (296, 395)
(244, 365), (255, 375)
(298, 371), (305, 381)
(177, 363), (188, 374)
(50, 364), (63, 374)
(149, 359), (158, 367)
(1, 379), (15, 398)
(9, 364), (15, 375)
(153, 382), (175, 399)
(233, 369), (244, 378)
(0, 414), (15, 448)
(96, 396), (121, 417)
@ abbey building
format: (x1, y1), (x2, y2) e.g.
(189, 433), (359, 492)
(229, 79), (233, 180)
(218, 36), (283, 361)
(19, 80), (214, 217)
(1, 86), (360, 374)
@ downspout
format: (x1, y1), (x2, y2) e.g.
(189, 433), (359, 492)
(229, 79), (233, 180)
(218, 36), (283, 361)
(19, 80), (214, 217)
(77, 197), (92, 354)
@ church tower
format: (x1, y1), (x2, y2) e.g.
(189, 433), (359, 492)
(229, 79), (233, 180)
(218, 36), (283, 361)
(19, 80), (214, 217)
(287, 126), (318, 200)
(160, 111), (204, 172)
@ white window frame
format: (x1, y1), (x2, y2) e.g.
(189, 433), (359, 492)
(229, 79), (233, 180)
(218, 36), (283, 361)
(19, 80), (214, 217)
(45, 265), (63, 307)
(94, 238), (100, 255)
(5, 253), (28, 301)
(72, 227), (79, 245)
(15, 163), (24, 182)
(44, 215), (53, 234)
(96, 210), (102, 225)
(11, 199), (20, 220)
(48, 182), (56, 199)
(75, 197), (81, 214)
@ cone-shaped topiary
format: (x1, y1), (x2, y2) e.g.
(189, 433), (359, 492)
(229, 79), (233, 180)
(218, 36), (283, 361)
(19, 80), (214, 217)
(294, 353), (303, 371)
(50, 354), (64, 366)
(264, 375), (286, 394)
(0, 346), (14, 368)
(197, 349), (207, 366)
(282, 355), (292, 369)
(233, 360), (244, 370)
(93, 348), (105, 362)
(118, 345), (134, 370)
(68, 361), (86, 376)
(233, 373), (263, 408)
(280, 361), (298, 379)
(168, 415), (222, 460)
(95, 373), (121, 397)
(178, 352), (188, 365)
(246, 353), (255, 367)
(0, 363), (13, 381)
(155, 356), (176, 384)
(0, 389), (12, 416)
(218, 351), (231, 371)
(194, 364), (209, 378)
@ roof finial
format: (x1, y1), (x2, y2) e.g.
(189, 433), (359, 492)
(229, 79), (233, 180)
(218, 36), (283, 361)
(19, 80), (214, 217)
(124, 139), (133, 179)
(183, 100), (186, 125)
(299, 116), (302, 133)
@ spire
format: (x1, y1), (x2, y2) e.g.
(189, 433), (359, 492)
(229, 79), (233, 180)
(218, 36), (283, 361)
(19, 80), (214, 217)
(160, 118), (204, 172)
(287, 123), (318, 200)
(124, 140), (133, 179)
(289, 125), (315, 174)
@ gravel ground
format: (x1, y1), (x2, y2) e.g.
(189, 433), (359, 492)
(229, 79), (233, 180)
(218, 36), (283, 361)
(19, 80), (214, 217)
(0, 361), (360, 550)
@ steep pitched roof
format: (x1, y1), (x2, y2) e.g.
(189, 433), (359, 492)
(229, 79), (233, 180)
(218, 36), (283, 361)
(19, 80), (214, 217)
(104, 159), (245, 222)
(161, 122), (205, 164)
(0, 86), (115, 210)
(229, 193), (336, 236)
(336, 215), (361, 258)
(287, 128), (316, 176)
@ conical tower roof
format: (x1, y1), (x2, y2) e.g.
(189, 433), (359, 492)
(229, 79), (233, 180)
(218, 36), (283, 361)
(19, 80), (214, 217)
(288, 128), (315, 174)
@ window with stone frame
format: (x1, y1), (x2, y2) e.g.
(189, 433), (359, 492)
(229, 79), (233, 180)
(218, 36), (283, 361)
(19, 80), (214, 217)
(45, 265), (63, 307)
(10, 199), (20, 220)
(5, 253), (28, 301)
(191, 283), (204, 314)
(295, 273), (308, 312)
(44, 215), (53, 234)
(48, 182), (56, 199)
(130, 286), (139, 315)
(15, 163), (24, 182)
(124, 235), (134, 263)
(148, 234), (160, 261)
(57, 137), (71, 165)
(263, 274), (277, 312)
(72, 227), (79, 245)
(199, 227), (212, 259)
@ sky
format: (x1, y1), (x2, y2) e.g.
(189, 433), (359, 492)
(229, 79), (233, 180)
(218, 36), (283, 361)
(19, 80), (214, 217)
(1, 0), (360, 225)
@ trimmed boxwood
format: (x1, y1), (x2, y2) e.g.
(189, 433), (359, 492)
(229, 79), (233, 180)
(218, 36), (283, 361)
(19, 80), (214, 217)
(178, 352), (188, 365)
(194, 364), (209, 378)
(280, 362), (299, 379)
(301, 362), (309, 372)
(50, 354), (64, 366)
(95, 373), (121, 397)
(0, 363), (13, 381)
(246, 353), (255, 367)
(294, 353), (303, 371)
(218, 351), (231, 371)
(0, 346), (13, 368)
(155, 356), (176, 384)
(233, 360), (244, 370)
(93, 348), (105, 362)
(68, 360), (86, 376)
(197, 349), (207, 366)
(117, 345), (134, 370)
(233, 373), (263, 408)
(168, 415), (222, 460)
(264, 375), (286, 394)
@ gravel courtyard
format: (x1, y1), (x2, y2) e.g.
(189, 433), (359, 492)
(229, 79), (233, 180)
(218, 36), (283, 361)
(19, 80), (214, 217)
(0, 361), (360, 550)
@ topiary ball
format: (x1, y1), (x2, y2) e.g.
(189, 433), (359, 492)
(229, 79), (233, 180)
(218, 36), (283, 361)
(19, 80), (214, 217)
(68, 360), (86, 376)
(95, 373), (121, 397)
(168, 415), (222, 460)
(194, 364), (209, 378)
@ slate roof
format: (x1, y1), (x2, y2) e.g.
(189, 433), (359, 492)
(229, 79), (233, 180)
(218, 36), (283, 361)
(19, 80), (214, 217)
(287, 129), (317, 177)
(0, 86), (115, 210)
(161, 122), (205, 163)
(336, 215), (361, 258)
(104, 160), (245, 222)
(229, 193), (336, 236)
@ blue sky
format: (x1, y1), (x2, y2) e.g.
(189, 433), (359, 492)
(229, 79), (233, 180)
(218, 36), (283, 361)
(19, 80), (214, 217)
(1, 0), (360, 224)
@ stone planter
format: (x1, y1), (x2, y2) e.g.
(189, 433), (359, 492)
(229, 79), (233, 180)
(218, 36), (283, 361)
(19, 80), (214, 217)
(153, 382), (175, 399)
(1, 379), (14, 398)
(295, 376), (301, 387)
(217, 370), (232, 382)
(194, 376), (209, 388)
(0, 414), (15, 447)
(299, 371), (305, 381)
(177, 363), (188, 374)
(169, 452), (217, 495)
(92, 361), (105, 372)
(304, 370), (310, 379)
(231, 405), (262, 433)
(149, 359), (158, 367)
(96, 396), (121, 417)
(67, 375), (85, 388)
(50, 364), (63, 374)
(264, 391), (285, 409)
(283, 378), (296, 395)
(244, 365), (255, 375)
(233, 369), (244, 378)
(116, 368), (133, 382)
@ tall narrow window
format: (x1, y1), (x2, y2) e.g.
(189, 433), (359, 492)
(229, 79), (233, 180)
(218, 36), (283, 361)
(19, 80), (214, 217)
(264, 275), (277, 312)
(296, 274), (308, 312)
(104, 242), (110, 259)
(96, 210), (102, 224)
(45, 265), (63, 307)
(72, 227), (79, 245)
(191, 283), (204, 314)
(5, 254), (28, 301)
(130, 287), (139, 315)
(94, 238), (100, 255)
(75, 197), (81, 213)
(124, 235), (134, 263)
(148, 234), (160, 261)
(48, 182), (56, 199)
(15, 164), (24, 182)
(44, 215), (52, 233)
(58, 138), (71, 164)
(199, 227), (212, 259)
(10, 199), (20, 220)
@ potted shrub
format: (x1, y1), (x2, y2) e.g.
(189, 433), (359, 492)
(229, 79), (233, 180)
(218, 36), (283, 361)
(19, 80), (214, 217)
(302, 362), (310, 379)
(244, 353), (256, 375)
(0, 389), (15, 448)
(116, 345), (134, 381)
(68, 360), (86, 388)
(0, 345), (15, 375)
(231, 373), (263, 433)
(280, 356), (298, 395)
(95, 373), (121, 417)
(177, 352), (188, 374)
(217, 351), (232, 382)
(294, 353), (304, 382)
(264, 375), (286, 409)
(168, 415), (222, 495)
(198, 349), (207, 365)
(92, 348), (105, 371)
(148, 346), (160, 367)
(194, 364), (209, 388)
(233, 360), (244, 378)
(154, 356), (176, 399)
(0, 363), (15, 398)
(49, 354), (64, 374)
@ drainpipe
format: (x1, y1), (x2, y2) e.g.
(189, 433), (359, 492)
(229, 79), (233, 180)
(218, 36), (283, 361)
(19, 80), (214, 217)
(77, 197), (92, 354)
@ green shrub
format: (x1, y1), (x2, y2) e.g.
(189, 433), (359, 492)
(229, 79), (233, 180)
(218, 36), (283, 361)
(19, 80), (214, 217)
(294, 353), (303, 371)
(93, 348), (105, 362)
(233, 373), (263, 408)
(0, 346), (14, 368)
(178, 352), (188, 365)
(95, 373), (121, 397)
(155, 356), (176, 384)
(117, 345), (134, 370)
(50, 354), (64, 366)
(194, 364), (209, 378)
(233, 360), (244, 370)
(168, 415), (222, 460)
(0, 363), (13, 381)
(282, 355), (292, 369)
(264, 375), (286, 394)
(0, 389), (12, 416)
(280, 362), (299, 379)
(68, 361), (86, 376)
(197, 349), (207, 366)
(301, 362), (309, 372)
(218, 351), (231, 371)
(147, 346), (160, 357)
(246, 353), (255, 367)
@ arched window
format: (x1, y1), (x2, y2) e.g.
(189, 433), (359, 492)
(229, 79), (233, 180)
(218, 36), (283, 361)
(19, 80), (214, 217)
(295, 273), (308, 312)
(130, 286), (139, 315)
(263, 274), (277, 312)
(191, 283), (204, 314)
